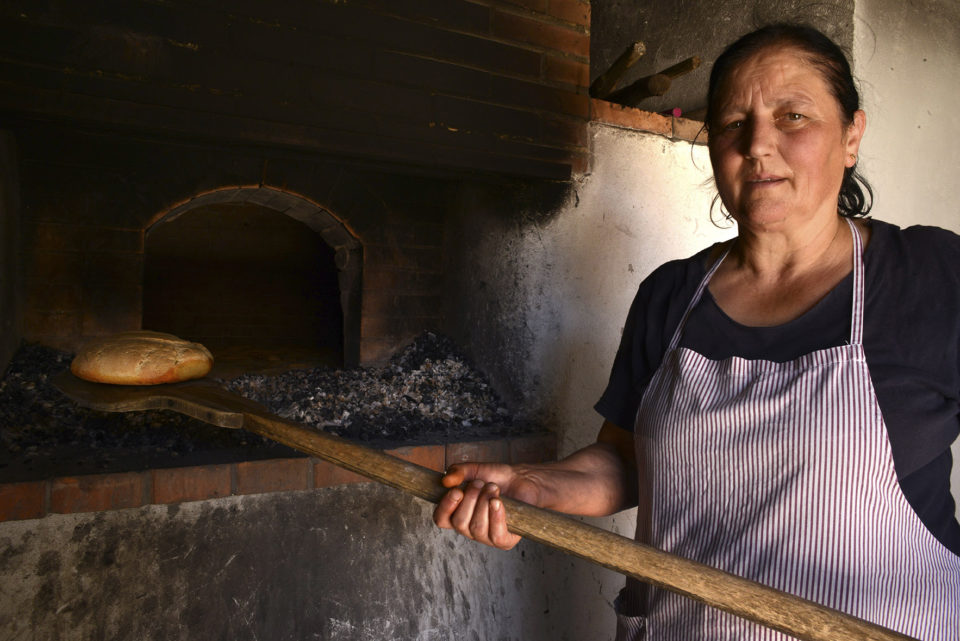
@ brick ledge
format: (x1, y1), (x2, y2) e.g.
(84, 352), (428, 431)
(590, 98), (706, 145)
(0, 434), (557, 522)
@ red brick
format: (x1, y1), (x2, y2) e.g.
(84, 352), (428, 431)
(510, 434), (558, 464)
(313, 459), (368, 487)
(364, 244), (443, 272)
(84, 227), (144, 253)
(362, 292), (444, 319)
(360, 315), (440, 342)
(446, 440), (510, 466)
(543, 113), (589, 148)
(26, 222), (84, 252)
(434, 93), (544, 139)
(500, 0), (549, 12)
(489, 75), (590, 119)
(350, 0), (491, 34)
(362, 267), (444, 294)
(80, 281), (143, 337)
(543, 54), (590, 88)
(492, 11), (589, 57)
(547, 0), (590, 28)
(152, 465), (232, 504)
(23, 308), (83, 341)
(359, 338), (400, 365)
(590, 99), (672, 136)
(673, 115), (708, 144)
(235, 458), (311, 495)
(22, 250), (84, 282)
(25, 278), (82, 311)
(50, 473), (144, 514)
(83, 252), (143, 284)
(0, 482), (46, 521)
(570, 150), (590, 176)
(388, 445), (446, 473)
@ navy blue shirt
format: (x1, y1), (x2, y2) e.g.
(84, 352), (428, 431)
(595, 219), (960, 555)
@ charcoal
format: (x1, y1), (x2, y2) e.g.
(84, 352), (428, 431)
(0, 333), (530, 482)
(223, 332), (520, 443)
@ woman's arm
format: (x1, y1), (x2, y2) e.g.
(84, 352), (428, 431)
(432, 420), (638, 550)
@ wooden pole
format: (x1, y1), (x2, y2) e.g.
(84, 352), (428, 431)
(242, 410), (919, 641)
(54, 373), (920, 641)
(590, 41), (647, 99)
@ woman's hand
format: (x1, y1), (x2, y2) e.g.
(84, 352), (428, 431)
(432, 462), (541, 551)
(432, 421), (638, 551)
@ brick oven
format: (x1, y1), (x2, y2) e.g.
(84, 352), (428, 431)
(0, 2), (590, 638)
(0, 0), (594, 369)
(0, 2), (722, 639)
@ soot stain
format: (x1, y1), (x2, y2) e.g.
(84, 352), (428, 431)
(35, 550), (61, 575)
(30, 580), (56, 627)
(70, 519), (95, 544)
(0, 536), (28, 573)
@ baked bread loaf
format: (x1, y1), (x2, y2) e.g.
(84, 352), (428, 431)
(71, 331), (214, 385)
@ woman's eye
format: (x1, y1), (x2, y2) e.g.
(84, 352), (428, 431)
(723, 120), (743, 131)
(783, 113), (805, 122)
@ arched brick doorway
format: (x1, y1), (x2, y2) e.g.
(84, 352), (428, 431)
(144, 187), (361, 369)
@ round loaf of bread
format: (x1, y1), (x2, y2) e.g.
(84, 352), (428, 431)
(71, 331), (214, 385)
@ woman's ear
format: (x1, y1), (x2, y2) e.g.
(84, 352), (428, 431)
(844, 109), (867, 167)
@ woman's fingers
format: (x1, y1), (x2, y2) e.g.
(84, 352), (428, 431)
(450, 479), (488, 538)
(433, 480), (520, 549)
(434, 463), (523, 550)
(432, 486), (463, 530)
(487, 495), (521, 550)
(440, 465), (467, 488)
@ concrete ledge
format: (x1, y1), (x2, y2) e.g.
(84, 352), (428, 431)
(0, 433), (557, 522)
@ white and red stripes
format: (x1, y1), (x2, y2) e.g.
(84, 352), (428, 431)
(626, 219), (960, 640)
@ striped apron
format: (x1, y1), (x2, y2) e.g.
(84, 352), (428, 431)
(616, 219), (960, 640)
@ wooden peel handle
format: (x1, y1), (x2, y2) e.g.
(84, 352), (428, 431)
(241, 412), (917, 641)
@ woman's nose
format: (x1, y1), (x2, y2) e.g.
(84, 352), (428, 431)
(744, 119), (776, 159)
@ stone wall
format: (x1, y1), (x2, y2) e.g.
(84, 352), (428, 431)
(0, 484), (624, 641)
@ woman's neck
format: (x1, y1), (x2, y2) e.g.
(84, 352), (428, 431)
(708, 216), (856, 327)
(731, 215), (847, 282)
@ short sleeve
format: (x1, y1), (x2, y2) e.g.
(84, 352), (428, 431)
(594, 254), (709, 432)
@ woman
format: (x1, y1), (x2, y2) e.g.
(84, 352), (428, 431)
(433, 24), (960, 639)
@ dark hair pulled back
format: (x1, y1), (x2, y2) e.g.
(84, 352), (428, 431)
(706, 24), (873, 218)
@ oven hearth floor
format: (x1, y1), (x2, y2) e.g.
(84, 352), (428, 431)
(0, 334), (537, 484)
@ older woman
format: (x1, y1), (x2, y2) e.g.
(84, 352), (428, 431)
(433, 24), (960, 640)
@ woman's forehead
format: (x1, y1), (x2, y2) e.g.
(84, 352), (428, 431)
(713, 46), (833, 108)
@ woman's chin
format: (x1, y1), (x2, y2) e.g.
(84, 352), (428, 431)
(730, 207), (792, 231)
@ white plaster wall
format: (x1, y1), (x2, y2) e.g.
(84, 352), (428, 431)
(853, 0), (960, 522)
(444, 125), (733, 639)
(520, 126), (734, 456)
(533, 126), (734, 639)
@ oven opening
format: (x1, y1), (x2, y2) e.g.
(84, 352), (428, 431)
(144, 201), (344, 375)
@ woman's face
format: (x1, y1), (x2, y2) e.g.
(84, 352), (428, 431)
(708, 46), (865, 232)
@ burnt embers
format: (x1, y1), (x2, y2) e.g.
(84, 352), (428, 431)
(0, 333), (529, 483)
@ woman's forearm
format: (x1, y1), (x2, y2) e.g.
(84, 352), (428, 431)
(515, 438), (638, 517)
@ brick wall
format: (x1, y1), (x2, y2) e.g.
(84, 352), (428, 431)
(0, 131), (20, 373)
(0, 0), (591, 180)
(143, 203), (343, 354)
(16, 126), (453, 364)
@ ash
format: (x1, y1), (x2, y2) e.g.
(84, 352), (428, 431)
(0, 343), (289, 481)
(0, 333), (527, 481)
(223, 332), (520, 444)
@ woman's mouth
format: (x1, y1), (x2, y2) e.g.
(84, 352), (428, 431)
(746, 176), (785, 187)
